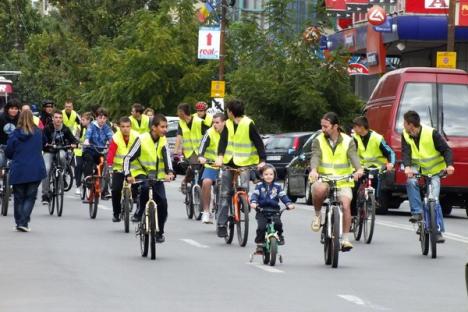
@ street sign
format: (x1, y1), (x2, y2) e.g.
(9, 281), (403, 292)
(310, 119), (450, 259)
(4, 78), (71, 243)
(373, 16), (393, 32)
(436, 52), (457, 69)
(211, 80), (225, 98)
(198, 27), (221, 60)
(368, 5), (387, 26)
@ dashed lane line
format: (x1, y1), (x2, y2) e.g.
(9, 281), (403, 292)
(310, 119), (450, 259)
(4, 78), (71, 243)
(180, 238), (209, 248)
(246, 262), (285, 274)
(337, 294), (391, 311)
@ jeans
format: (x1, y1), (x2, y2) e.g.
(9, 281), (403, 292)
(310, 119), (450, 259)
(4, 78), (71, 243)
(74, 156), (83, 187)
(217, 169), (250, 226)
(135, 175), (168, 234)
(42, 151), (67, 196)
(111, 172), (125, 217)
(13, 181), (41, 227)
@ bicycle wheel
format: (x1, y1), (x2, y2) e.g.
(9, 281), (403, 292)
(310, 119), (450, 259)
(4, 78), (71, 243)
(236, 195), (250, 247)
(225, 207), (235, 245)
(192, 185), (202, 221)
(139, 219), (149, 257)
(262, 245), (270, 265)
(149, 203), (157, 260)
(122, 195), (131, 233)
(353, 204), (363, 241)
(88, 184), (99, 219)
(1, 171), (10, 216)
(331, 205), (341, 268)
(363, 194), (376, 244)
(56, 172), (64, 217)
(185, 184), (194, 219)
(420, 221), (429, 256)
(429, 201), (437, 259)
(48, 174), (55, 215)
(63, 165), (74, 192)
(323, 222), (332, 265)
(269, 237), (278, 266)
(81, 181), (86, 201)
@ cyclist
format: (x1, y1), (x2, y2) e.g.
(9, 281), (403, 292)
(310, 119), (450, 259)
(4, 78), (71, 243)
(250, 164), (295, 252)
(198, 112), (226, 224)
(107, 117), (140, 222)
(129, 103), (150, 134)
(352, 116), (395, 211)
(123, 114), (174, 243)
(62, 99), (80, 134)
(214, 99), (266, 238)
(82, 108), (113, 197)
(21, 103), (44, 129)
(41, 109), (78, 204)
(40, 100), (54, 128)
(308, 112), (363, 251)
(174, 102), (211, 194)
(194, 101), (213, 127)
(402, 110), (454, 243)
(73, 112), (92, 196)
(0, 98), (20, 171)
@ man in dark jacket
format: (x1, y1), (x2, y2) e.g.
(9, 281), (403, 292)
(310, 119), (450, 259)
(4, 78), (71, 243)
(0, 98), (20, 170)
(41, 109), (78, 204)
(40, 100), (54, 129)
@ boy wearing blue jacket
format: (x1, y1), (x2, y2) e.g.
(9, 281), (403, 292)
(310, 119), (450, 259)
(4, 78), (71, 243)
(250, 164), (294, 249)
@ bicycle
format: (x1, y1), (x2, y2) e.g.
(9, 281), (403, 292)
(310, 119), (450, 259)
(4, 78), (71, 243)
(352, 167), (382, 244)
(83, 145), (109, 219)
(413, 171), (446, 259)
(318, 174), (354, 268)
(222, 165), (256, 247)
(184, 163), (203, 221)
(63, 150), (74, 192)
(0, 160), (11, 217)
(121, 178), (133, 233)
(249, 207), (288, 266)
(46, 145), (73, 217)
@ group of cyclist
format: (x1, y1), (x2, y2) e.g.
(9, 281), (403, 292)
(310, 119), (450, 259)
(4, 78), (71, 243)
(0, 96), (455, 253)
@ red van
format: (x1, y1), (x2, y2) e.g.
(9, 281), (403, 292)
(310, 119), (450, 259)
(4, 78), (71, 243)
(365, 67), (468, 216)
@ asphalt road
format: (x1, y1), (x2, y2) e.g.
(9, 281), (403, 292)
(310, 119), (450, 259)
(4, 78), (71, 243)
(0, 178), (467, 312)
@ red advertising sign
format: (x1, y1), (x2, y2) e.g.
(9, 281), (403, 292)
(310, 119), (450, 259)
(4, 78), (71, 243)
(0, 84), (13, 94)
(325, 0), (346, 11)
(406, 0), (449, 14)
(458, 0), (468, 26)
(346, 0), (369, 4)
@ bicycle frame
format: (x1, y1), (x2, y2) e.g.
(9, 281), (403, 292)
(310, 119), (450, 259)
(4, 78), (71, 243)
(222, 166), (252, 223)
(144, 186), (159, 234)
(415, 172), (445, 232)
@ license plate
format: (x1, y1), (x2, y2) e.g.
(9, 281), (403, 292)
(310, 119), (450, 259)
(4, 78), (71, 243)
(267, 155), (281, 161)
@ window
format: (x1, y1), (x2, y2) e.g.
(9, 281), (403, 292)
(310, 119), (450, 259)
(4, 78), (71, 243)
(440, 84), (468, 137)
(266, 136), (293, 152)
(395, 83), (436, 133)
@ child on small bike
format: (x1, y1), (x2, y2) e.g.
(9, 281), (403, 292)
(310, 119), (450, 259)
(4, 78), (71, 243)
(250, 164), (294, 252)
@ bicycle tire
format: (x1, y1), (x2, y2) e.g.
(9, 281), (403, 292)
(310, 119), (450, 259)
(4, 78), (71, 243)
(363, 194), (376, 244)
(140, 220), (149, 257)
(88, 185), (99, 219)
(420, 221), (429, 256)
(1, 171), (10, 216)
(331, 205), (340, 268)
(263, 246), (270, 265)
(225, 218), (235, 244)
(193, 185), (202, 221)
(63, 165), (74, 192)
(185, 184), (194, 219)
(323, 222), (332, 265)
(269, 237), (278, 266)
(122, 195), (131, 233)
(236, 195), (249, 247)
(429, 201), (437, 259)
(48, 174), (55, 215)
(149, 203), (157, 260)
(57, 172), (64, 217)
(81, 182), (86, 201)
(353, 200), (363, 241)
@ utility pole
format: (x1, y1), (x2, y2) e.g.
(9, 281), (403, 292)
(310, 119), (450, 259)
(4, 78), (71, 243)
(447, 0), (456, 51)
(219, 0), (227, 81)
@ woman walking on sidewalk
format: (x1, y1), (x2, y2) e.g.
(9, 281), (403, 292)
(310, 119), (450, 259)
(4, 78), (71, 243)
(5, 110), (46, 232)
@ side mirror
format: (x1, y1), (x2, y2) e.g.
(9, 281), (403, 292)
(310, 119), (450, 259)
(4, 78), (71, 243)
(288, 148), (296, 155)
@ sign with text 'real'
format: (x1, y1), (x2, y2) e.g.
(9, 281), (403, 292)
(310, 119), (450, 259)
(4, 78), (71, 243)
(198, 27), (221, 60)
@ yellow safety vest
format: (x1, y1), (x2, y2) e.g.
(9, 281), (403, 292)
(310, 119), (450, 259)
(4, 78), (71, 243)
(33, 116), (40, 127)
(179, 117), (195, 158)
(317, 132), (354, 188)
(224, 117), (259, 167)
(204, 127), (220, 169)
(195, 113), (213, 127)
(74, 126), (86, 157)
(129, 115), (150, 135)
(130, 133), (167, 180)
(353, 131), (387, 169)
(402, 125), (446, 175)
(112, 130), (139, 172)
(62, 110), (78, 132)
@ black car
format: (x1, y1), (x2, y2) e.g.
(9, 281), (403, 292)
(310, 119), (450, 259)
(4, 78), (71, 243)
(265, 132), (314, 179)
(283, 131), (321, 203)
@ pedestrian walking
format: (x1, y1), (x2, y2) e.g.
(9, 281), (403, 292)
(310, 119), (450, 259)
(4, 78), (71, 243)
(5, 110), (46, 232)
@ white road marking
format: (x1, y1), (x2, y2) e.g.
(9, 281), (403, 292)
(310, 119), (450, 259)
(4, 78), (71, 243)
(376, 220), (468, 244)
(98, 204), (112, 211)
(338, 294), (390, 311)
(180, 239), (209, 249)
(246, 262), (285, 274)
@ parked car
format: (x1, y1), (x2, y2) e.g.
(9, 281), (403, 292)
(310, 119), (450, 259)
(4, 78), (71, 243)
(166, 116), (179, 155)
(364, 67), (468, 215)
(265, 132), (314, 179)
(283, 131), (321, 203)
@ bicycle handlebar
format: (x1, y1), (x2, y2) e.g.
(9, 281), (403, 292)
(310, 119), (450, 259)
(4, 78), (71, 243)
(318, 174), (354, 183)
(45, 144), (75, 150)
(413, 170), (448, 180)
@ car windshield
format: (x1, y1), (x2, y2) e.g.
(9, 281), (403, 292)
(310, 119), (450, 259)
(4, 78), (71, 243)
(440, 83), (468, 137)
(266, 137), (293, 151)
(166, 121), (178, 138)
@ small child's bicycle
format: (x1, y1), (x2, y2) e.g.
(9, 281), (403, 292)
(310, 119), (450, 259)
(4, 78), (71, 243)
(249, 207), (289, 266)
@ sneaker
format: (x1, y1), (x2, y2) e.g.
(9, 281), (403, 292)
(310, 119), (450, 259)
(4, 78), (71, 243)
(75, 188), (81, 196)
(16, 226), (30, 232)
(156, 234), (165, 243)
(311, 215), (321, 232)
(255, 244), (264, 254)
(278, 235), (285, 246)
(436, 233), (445, 243)
(41, 194), (49, 205)
(112, 215), (121, 222)
(217, 225), (227, 238)
(409, 214), (423, 223)
(201, 212), (212, 224)
(341, 240), (353, 252)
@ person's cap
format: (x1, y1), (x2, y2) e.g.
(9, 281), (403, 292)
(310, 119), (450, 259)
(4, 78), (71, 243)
(42, 99), (54, 107)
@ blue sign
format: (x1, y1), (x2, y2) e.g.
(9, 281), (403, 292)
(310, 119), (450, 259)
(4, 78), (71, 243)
(373, 16), (393, 33)
(319, 35), (328, 51)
